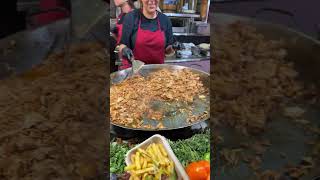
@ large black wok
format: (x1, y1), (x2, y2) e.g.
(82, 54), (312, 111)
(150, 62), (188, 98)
(110, 64), (210, 140)
(213, 13), (320, 180)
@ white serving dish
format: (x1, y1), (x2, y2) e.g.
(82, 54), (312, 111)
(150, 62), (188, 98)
(125, 134), (189, 180)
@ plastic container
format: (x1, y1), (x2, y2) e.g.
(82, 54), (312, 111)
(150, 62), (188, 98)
(125, 134), (189, 180)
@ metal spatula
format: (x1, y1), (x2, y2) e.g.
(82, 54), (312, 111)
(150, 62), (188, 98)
(131, 58), (145, 75)
(71, 0), (106, 39)
(64, 0), (106, 68)
(121, 58), (145, 81)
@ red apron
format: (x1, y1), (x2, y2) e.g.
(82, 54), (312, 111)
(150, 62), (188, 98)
(116, 13), (124, 44)
(120, 14), (165, 70)
(34, 0), (69, 27)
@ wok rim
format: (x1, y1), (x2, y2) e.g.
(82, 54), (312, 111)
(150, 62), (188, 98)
(110, 118), (209, 132)
(213, 13), (320, 46)
(110, 64), (210, 83)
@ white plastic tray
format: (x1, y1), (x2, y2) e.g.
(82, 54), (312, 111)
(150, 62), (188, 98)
(125, 134), (189, 180)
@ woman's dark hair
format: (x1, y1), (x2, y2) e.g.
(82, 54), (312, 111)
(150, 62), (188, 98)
(127, 0), (135, 9)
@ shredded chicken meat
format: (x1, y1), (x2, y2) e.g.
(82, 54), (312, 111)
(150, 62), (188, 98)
(213, 21), (320, 178)
(0, 42), (107, 180)
(110, 69), (208, 129)
(211, 21), (313, 135)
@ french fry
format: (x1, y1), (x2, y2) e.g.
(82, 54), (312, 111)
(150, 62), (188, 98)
(146, 145), (153, 154)
(132, 175), (139, 180)
(147, 163), (153, 168)
(144, 156), (152, 164)
(126, 143), (175, 178)
(158, 143), (167, 157)
(154, 146), (162, 162)
(135, 167), (155, 175)
(167, 161), (174, 174)
(142, 173), (148, 180)
(129, 176), (133, 180)
(138, 148), (149, 156)
(153, 144), (166, 165)
(139, 148), (152, 162)
(146, 144), (151, 151)
(147, 147), (158, 164)
(135, 152), (141, 170)
(142, 157), (148, 169)
(155, 171), (162, 180)
(146, 155), (152, 162)
(166, 165), (171, 175)
(140, 156), (144, 168)
(124, 164), (136, 171)
(131, 154), (135, 164)
(164, 168), (170, 175)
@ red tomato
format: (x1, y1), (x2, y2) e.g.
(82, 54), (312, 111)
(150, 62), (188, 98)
(186, 160), (210, 180)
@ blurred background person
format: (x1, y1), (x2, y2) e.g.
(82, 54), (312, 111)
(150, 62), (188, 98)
(111, 0), (135, 44)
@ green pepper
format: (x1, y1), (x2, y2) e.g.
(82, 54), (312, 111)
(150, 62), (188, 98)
(203, 152), (210, 162)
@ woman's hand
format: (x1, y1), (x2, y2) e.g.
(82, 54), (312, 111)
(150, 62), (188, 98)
(166, 42), (183, 56)
(172, 41), (183, 50)
(165, 45), (175, 55)
(121, 47), (134, 62)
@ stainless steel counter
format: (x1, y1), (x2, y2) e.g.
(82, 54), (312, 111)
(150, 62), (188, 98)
(166, 58), (210, 73)
(165, 55), (210, 63)
(163, 13), (200, 18)
(115, 56), (210, 65)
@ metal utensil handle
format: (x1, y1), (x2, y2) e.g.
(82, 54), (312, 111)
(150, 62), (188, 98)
(252, 8), (300, 31)
(62, 18), (73, 69)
